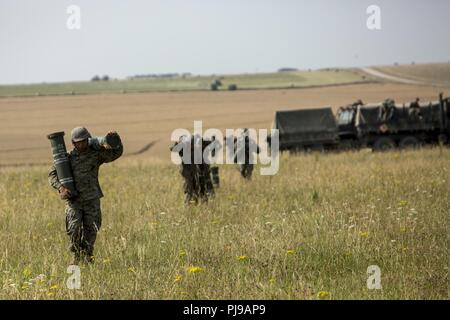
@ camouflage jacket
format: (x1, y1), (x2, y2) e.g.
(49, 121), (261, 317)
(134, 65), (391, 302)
(48, 141), (123, 202)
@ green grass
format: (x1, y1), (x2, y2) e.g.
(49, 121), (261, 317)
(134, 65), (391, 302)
(0, 69), (367, 97)
(0, 148), (449, 299)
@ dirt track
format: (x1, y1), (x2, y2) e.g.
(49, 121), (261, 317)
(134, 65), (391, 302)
(0, 82), (448, 166)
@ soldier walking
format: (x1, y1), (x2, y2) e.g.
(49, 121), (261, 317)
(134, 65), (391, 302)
(48, 127), (123, 264)
(234, 129), (260, 180)
(209, 135), (221, 188)
(170, 134), (215, 204)
(170, 135), (200, 204)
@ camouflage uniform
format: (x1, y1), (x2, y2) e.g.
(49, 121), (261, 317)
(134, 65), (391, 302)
(234, 135), (260, 180)
(199, 138), (215, 200)
(170, 136), (215, 204)
(209, 137), (221, 188)
(48, 136), (123, 262)
(170, 137), (200, 204)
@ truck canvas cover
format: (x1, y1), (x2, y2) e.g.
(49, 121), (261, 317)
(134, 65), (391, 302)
(273, 107), (339, 147)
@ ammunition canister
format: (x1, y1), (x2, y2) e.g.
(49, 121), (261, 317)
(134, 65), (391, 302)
(47, 131), (78, 197)
(89, 133), (121, 150)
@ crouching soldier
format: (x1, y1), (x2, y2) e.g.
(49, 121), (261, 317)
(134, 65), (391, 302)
(48, 127), (123, 264)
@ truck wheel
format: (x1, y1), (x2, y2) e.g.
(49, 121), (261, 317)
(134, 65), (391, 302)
(399, 136), (421, 149)
(373, 137), (396, 151)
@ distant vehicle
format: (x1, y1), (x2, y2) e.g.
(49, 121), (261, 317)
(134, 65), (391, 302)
(271, 107), (339, 152)
(271, 94), (449, 152)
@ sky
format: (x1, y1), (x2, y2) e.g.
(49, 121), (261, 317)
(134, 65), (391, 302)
(1, 0), (449, 84)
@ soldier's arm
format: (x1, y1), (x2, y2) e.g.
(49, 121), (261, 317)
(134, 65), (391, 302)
(98, 133), (124, 164)
(48, 165), (62, 190)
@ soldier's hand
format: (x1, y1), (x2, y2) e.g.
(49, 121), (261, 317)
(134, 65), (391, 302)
(58, 186), (72, 200)
(106, 131), (119, 138)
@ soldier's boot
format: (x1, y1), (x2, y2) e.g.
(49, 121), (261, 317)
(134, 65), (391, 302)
(78, 248), (94, 264)
(85, 253), (95, 264)
(185, 193), (198, 206)
(72, 251), (81, 265)
(69, 243), (82, 265)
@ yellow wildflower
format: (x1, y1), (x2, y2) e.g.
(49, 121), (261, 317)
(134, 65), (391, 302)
(187, 266), (203, 273)
(22, 267), (32, 278)
(179, 250), (187, 257)
(359, 231), (369, 238)
(237, 255), (248, 261)
(49, 284), (59, 290)
(317, 291), (330, 299)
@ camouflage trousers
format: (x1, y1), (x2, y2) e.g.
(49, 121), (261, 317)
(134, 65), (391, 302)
(181, 164), (199, 204)
(180, 164), (214, 204)
(210, 166), (220, 187)
(199, 164), (214, 200)
(239, 164), (254, 180)
(65, 198), (102, 259)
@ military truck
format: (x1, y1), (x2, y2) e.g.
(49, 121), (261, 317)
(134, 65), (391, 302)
(271, 107), (340, 152)
(271, 94), (449, 152)
(336, 94), (449, 151)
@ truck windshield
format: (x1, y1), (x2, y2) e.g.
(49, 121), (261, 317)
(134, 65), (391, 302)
(338, 110), (354, 125)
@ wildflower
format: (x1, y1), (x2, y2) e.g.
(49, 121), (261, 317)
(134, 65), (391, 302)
(237, 255), (248, 261)
(399, 200), (408, 206)
(179, 250), (187, 257)
(187, 266), (203, 273)
(359, 231), (369, 238)
(49, 284), (59, 290)
(22, 267), (32, 278)
(128, 266), (136, 274)
(287, 249), (295, 255)
(317, 291), (330, 299)
(174, 274), (182, 283)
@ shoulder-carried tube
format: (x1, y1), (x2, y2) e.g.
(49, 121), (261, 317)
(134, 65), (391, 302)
(47, 131), (78, 197)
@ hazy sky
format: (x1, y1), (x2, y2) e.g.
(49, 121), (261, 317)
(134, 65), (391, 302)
(1, 0), (449, 84)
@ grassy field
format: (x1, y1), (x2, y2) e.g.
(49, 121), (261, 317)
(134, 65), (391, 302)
(0, 82), (446, 167)
(0, 148), (449, 299)
(376, 63), (450, 86)
(0, 69), (369, 97)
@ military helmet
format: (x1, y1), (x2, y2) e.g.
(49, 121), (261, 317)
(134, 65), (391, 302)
(71, 126), (91, 142)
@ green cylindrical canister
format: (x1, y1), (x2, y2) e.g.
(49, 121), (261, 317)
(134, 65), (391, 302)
(47, 131), (78, 197)
(89, 133), (121, 150)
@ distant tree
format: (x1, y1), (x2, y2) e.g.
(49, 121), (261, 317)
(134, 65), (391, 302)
(228, 84), (238, 91)
(278, 68), (298, 72)
(102, 75), (109, 81)
(91, 75), (100, 81)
